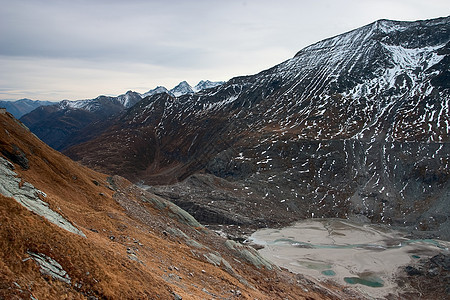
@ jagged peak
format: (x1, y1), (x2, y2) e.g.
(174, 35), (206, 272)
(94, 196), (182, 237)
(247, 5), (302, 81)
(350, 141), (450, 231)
(176, 80), (190, 86)
(295, 16), (450, 58)
(171, 81), (193, 90)
(170, 81), (194, 97)
(193, 80), (225, 92)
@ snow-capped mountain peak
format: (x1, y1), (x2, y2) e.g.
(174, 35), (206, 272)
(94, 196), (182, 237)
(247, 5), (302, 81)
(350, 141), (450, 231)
(116, 91), (142, 108)
(58, 91), (141, 112)
(141, 81), (224, 98)
(141, 86), (170, 98)
(193, 80), (225, 92)
(169, 81), (194, 97)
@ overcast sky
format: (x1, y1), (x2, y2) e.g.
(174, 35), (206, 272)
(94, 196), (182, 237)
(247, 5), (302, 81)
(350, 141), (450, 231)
(1, 0), (448, 101)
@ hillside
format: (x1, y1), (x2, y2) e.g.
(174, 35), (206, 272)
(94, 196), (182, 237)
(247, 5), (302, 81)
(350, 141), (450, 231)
(0, 109), (341, 299)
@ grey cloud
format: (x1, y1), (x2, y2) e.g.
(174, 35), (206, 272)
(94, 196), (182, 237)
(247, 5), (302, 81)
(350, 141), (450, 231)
(1, 0), (448, 101)
(0, 0), (241, 69)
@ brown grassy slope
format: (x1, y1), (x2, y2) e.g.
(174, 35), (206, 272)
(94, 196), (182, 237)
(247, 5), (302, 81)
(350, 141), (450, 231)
(0, 110), (335, 299)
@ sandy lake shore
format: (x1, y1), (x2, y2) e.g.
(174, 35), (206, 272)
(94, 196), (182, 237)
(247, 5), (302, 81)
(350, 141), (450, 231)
(250, 218), (449, 299)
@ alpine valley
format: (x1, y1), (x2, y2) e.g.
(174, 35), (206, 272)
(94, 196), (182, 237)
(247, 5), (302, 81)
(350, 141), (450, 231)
(0, 107), (337, 299)
(59, 16), (449, 240)
(4, 15), (450, 299)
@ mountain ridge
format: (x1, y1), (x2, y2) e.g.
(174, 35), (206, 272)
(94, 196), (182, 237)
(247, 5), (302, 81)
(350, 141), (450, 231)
(63, 16), (450, 239)
(0, 99), (54, 118)
(0, 80), (224, 118)
(18, 80), (224, 151)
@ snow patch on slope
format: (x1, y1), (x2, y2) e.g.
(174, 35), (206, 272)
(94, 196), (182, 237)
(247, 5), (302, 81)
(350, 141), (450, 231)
(193, 80), (225, 92)
(141, 86), (170, 98)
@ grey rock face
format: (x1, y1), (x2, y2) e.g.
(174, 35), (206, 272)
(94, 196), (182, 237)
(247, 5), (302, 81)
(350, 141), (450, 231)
(0, 157), (86, 237)
(1, 144), (29, 170)
(26, 251), (71, 284)
(224, 240), (275, 270)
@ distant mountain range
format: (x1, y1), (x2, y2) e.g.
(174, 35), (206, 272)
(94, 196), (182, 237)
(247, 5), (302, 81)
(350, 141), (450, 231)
(142, 80), (224, 98)
(0, 99), (54, 118)
(0, 80), (224, 119)
(60, 16), (450, 239)
(15, 80), (223, 150)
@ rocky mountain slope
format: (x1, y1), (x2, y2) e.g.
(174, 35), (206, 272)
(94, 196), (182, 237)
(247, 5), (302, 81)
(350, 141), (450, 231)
(64, 16), (450, 240)
(0, 109), (344, 298)
(19, 91), (142, 151)
(0, 99), (54, 118)
(19, 81), (224, 151)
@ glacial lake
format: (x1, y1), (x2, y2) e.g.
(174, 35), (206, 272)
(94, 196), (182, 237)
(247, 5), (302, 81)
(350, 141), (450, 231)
(249, 218), (449, 299)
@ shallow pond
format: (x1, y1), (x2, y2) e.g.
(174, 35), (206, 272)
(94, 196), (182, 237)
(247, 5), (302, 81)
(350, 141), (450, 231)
(250, 218), (449, 298)
(344, 276), (384, 287)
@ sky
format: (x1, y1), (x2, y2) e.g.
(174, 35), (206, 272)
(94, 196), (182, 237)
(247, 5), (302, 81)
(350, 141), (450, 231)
(0, 0), (448, 101)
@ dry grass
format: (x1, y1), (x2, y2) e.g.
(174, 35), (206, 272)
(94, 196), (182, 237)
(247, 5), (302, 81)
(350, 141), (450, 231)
(0, 112), (334, 299)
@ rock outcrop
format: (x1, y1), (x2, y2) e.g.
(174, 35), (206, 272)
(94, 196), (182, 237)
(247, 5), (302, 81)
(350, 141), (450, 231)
(0, 156), (86, 237)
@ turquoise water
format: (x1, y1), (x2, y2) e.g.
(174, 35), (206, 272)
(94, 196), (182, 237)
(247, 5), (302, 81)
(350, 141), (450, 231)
(402, 239), (447, 249)
(321, 270), (336, 276)
(269, 236), (446, 289)
(344, 276), (384, 287)
(271, 237), (448, 250)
